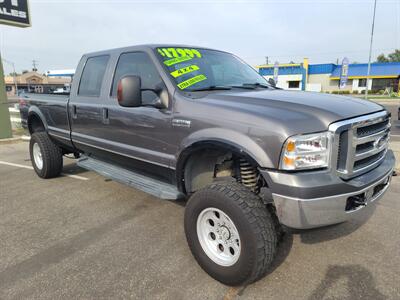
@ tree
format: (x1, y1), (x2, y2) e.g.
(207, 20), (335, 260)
(388, 49), (400, 62)
(376, 49), (400, 62)
(376, 54), (389, 62)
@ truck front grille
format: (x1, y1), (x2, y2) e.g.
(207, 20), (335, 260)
(331, 111), (390, 179)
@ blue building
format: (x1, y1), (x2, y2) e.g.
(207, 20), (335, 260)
(257, 59), (400, 93)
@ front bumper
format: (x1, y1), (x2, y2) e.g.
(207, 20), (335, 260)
(260, 150), (395, 229)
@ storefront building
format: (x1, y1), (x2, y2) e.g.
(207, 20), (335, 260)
(258, 60), (400, 93)
(5, 71), (71, 96)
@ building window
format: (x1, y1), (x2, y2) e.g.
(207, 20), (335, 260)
(358, 79), (367, 87)
(288, 81), (300, 88)
(372, 78), (396, 91)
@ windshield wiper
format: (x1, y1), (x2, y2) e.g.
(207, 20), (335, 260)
(235, 83), (270, 89)
(189, 85), (232, 92)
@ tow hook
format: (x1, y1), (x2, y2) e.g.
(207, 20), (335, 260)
(346, 194), (367, 211)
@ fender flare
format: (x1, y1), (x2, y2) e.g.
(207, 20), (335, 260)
(175, 128), (274, 193)
(27, 106), (48, 133)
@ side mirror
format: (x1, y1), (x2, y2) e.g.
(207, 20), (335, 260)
(268, 78), (276, 87)
(117, 75), (142, 107)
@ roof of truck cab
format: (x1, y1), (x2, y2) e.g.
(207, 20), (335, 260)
(83, 44), (225, 57)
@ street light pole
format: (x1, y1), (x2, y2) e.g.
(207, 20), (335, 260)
(365, 0), (377, 100)
(2, 58), (18, 95)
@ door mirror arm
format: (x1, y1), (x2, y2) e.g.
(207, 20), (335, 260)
(141, 83), (169, 109)
(118, 76), (169, 109)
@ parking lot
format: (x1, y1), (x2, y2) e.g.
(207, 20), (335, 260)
(0, 141), (399, 299)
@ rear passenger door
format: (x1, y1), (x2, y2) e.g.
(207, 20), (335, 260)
(69, 55), (111, 154)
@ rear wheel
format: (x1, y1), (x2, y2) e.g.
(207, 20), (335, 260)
(29, 132), (63, 178)
(184, 181), (277, 286)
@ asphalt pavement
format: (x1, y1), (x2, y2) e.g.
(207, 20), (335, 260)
(0, 141), (399, 299)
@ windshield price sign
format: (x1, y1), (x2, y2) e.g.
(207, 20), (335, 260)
(0, 0), (30, 27)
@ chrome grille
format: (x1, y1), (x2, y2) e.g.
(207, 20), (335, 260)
(330, 111), (390, 179)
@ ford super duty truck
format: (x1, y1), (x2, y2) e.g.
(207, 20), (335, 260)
(20, 45), (395, 286)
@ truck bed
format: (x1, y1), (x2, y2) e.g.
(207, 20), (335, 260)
(19, 93), (72, 148)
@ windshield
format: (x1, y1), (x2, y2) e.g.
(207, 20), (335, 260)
(155, 47), (269, 91)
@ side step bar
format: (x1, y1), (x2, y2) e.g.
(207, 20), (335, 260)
(77, 156), (184, 200)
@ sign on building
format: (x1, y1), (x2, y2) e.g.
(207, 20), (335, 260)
(273, 61), (279, 83)
(0, 0), (30, 27)
(339, 57), (349, 89)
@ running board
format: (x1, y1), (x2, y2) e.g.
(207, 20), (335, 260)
(77, 156), (183, 200)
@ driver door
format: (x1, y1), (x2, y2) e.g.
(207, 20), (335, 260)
(100, 51), (175, 170)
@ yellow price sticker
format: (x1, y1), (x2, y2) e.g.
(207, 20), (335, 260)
(170, 65), (200, 78)
(164, 56), (193, 66)
(158, 48), (202, 59)
(177, 74), (207, 90)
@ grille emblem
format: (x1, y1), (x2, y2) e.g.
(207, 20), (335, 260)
(373, 136), (386, 149)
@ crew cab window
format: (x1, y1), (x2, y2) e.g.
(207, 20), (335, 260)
(111, 52), (162, 105)
(78, 55), (109, 97)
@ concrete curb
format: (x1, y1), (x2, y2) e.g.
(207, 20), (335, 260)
(0, 137), (22, 144)
(0, 135), (30, 145)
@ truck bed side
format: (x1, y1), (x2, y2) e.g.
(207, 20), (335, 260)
(20, 93), (74, 149)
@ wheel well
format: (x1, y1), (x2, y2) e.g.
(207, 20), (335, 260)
(177, 142), (264, 195)
(28, 114), (45, 134)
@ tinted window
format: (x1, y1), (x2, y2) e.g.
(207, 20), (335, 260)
(111, 52), (162, 104)
(78, 55), (109, 97)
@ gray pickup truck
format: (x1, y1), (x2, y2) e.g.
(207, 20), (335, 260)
(20, 44), (395, 286)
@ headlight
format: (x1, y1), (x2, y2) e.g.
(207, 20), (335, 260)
(280, 132), (332, 170)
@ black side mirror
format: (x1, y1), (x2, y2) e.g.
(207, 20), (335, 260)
(117, 75), (142, 107)
(268, 78), (276, 87)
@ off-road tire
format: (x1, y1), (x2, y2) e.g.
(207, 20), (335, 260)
(29, 132), (63, 178)
(184, 181), (277, 286)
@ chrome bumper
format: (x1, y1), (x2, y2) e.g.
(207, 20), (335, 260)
(272, 169), (393, 229)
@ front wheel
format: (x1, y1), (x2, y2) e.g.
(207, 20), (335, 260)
(29, 132), (63, 178)
(184, 181), (277, 286)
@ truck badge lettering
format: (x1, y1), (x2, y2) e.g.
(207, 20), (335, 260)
(172, 119), (191, 128)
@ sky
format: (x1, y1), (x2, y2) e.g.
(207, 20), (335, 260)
(0, 0), (399, 74)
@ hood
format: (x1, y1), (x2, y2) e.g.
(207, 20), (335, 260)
(195, 89), (384, 134)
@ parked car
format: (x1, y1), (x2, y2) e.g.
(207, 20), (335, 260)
(20, 45), (395, 286)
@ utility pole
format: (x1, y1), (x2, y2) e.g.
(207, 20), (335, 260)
(365, 0), (377, 100)
(32, 59), (38, 72)
(265, 56), (269, 65)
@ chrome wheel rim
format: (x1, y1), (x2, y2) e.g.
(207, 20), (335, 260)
(196, 207), (241, 267)
(33, 143), (43, 170)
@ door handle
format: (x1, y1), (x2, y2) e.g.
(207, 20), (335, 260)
(72, 105), (77, 119)
(102, 107), (109, 124)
